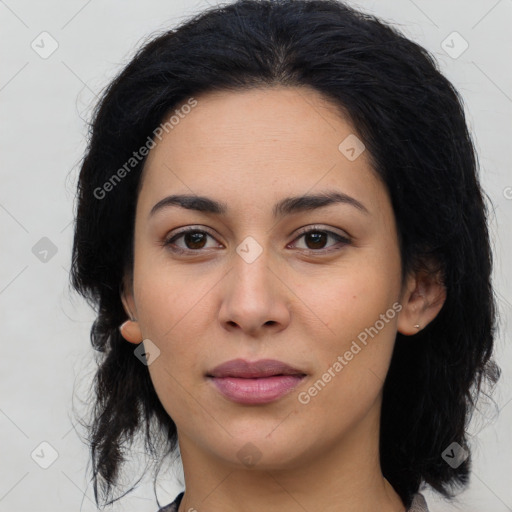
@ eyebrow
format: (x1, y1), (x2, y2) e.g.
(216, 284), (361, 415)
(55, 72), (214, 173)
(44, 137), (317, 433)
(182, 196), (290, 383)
(148, 190), (369, 220)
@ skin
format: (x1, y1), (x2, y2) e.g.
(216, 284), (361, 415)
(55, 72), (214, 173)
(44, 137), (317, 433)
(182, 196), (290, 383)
(119, 86), (446, 512)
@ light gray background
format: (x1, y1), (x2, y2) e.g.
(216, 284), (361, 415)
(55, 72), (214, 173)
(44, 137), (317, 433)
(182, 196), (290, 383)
(1, 0), (511, 510)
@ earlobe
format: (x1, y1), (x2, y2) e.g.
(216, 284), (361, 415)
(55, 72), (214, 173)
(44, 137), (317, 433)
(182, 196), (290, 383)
(119, 277), (142, 344)
(119, 319), (143, 344)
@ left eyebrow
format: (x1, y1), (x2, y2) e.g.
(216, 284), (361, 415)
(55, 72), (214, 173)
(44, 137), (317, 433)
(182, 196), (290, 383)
(148, 190), (370, 220)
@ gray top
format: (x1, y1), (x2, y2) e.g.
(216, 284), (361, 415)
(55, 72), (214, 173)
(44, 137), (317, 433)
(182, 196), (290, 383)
(157, 491), (429, 511)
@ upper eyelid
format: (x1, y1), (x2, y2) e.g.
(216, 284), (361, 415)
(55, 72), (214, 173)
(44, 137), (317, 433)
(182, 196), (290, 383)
(294, 225), (351, 239)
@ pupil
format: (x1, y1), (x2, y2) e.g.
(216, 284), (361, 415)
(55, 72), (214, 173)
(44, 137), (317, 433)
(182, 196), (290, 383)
(186, 232), (206, 249)
(307, 232), (326, 249)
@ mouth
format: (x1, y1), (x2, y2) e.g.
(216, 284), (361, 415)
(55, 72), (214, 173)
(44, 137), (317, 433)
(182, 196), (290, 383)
(206, 358), (307, 404)
(207, 358), (306, 378)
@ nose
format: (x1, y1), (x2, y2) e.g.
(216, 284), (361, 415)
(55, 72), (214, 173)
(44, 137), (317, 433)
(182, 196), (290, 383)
(218, 246), (291, 337)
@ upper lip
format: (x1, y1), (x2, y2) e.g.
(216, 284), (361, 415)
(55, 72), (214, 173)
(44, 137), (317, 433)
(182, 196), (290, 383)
(207, 358), (306, 378)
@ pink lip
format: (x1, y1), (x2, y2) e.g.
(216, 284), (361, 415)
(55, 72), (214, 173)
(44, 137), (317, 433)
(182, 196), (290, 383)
(207, 358), (306, 404)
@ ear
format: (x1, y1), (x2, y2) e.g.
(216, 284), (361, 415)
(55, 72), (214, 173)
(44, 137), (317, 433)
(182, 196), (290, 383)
(119, 275), (143, 344)
(397, 260), (446, 336)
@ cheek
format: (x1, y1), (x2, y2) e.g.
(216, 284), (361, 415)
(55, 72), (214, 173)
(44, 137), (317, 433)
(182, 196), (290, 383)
(298, 275), (400, 424)
(133, 261), (216, 379)
(133, 253), (207, 336)
(298, 255), (402, 397)
(136, 275), (207, 421)
(308, 264), (400, 340)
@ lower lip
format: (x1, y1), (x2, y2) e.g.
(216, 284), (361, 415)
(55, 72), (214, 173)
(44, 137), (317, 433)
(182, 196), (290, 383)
(208, 375), (305, 404)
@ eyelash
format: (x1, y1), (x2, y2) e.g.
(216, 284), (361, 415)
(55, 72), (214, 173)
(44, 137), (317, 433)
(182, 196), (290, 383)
(162, 225), (351, 255)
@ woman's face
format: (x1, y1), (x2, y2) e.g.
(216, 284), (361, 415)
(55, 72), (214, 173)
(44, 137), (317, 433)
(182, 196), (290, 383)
(122, 86), (416, 470)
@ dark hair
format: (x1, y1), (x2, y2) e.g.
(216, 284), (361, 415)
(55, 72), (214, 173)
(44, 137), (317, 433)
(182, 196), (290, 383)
(70, 0), (501, 508)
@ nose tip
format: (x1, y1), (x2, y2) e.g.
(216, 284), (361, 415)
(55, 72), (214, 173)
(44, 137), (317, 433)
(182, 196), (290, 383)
(218, 254), (291, 336)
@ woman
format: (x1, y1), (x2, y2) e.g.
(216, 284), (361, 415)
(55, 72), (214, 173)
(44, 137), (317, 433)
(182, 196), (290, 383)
(70, 1), (500, 511)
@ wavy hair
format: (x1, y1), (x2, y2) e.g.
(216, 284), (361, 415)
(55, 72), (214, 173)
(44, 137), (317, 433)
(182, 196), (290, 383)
(70, 0), (501, 508)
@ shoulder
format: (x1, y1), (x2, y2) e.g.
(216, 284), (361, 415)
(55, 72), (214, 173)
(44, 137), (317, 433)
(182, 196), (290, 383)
(408, 492), (429, 512)
(156, 491), (185, 512)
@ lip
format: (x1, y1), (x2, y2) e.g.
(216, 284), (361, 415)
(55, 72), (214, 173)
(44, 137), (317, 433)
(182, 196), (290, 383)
(206, 358), (307, 404)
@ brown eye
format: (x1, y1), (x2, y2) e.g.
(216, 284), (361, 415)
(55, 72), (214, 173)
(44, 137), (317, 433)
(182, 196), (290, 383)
(291, 227), (351, 253)
(304, 231), (328, 250)
(164, 229), (220, 253)
(182, 231), (208, 249)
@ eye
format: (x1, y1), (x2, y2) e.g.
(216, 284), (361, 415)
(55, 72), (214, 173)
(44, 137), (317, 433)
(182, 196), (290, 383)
(289, 226), (351, 253)
(163, 228), (221, 254)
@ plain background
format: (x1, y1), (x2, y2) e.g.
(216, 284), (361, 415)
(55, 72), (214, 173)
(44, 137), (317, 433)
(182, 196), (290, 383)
(1, 0), (511, 510)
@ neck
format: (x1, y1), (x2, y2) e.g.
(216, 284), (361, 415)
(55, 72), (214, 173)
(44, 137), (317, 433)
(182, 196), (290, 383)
(175, 399), (406, 512)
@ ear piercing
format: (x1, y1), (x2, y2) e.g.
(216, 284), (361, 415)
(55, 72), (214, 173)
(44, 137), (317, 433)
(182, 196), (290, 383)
(414, 324), (420, 329)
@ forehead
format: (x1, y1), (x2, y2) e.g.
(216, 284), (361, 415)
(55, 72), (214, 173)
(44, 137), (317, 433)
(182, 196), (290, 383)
(137, 86), (387, 217)
(145, 85), (353, 162)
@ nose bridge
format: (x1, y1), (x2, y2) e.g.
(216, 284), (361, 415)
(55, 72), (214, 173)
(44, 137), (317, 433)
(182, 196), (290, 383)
(218, 234), (290, 333)
(231, 235), (274, 301)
